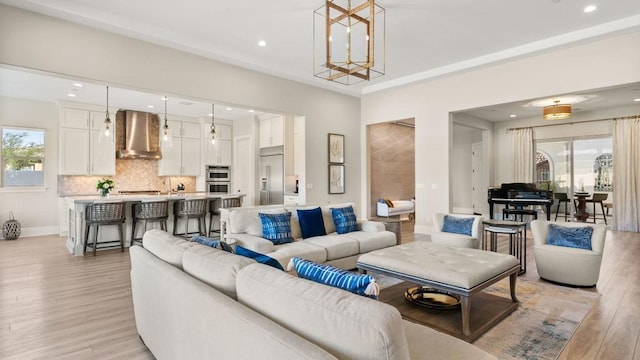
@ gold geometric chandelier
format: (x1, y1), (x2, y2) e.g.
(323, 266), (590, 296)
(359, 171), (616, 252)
(313, 0), (385, 85)
(543, 100), (572, 120)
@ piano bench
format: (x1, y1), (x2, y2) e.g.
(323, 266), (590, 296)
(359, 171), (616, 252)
(503, 208), (538, 222)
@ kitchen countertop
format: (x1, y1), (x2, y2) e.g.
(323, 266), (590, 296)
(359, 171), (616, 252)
(64, 192), (246, 203)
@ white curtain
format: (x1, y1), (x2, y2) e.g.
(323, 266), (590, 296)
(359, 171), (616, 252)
(511, 128), (534, 182)
(612, 118), (640, 232)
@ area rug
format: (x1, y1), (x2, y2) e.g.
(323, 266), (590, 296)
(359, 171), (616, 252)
(373, 274), (598, 360)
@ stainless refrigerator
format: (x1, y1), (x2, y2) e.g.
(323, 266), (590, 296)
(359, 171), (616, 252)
(259, 154), (284, 205)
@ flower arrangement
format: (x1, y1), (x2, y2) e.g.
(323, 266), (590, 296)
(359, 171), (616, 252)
(96, 178), (115, 197)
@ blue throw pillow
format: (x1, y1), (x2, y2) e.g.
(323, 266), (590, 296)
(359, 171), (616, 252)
(331, 206), (359, 234)
(297, 207), (327, 239)
(441, 215), (474, 236)
(259, 212), (293, 245)
(192, 235), (234, 253)
(235, 245), (284, 271)
(546, 224), (593, 250)
(288, 257), (379, 299)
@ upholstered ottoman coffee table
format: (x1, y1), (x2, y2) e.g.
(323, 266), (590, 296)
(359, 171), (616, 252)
(357, 241), (520, 341)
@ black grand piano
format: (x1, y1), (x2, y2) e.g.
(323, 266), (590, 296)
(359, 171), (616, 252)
(488, 183), (554, 220)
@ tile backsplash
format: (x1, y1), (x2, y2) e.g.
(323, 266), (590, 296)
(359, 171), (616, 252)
(58, 159), (196, 196)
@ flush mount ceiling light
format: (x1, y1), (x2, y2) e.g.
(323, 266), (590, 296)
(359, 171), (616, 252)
(313, 0), (385, 85)
(543, 100), (572, 120)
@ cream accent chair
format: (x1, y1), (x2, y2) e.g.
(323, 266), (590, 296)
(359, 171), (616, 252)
(531, 220), (607, 287)
(431, 213), (483, 249)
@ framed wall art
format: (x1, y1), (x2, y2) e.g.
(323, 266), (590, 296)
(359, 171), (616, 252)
(328, 164), (345, 194)
(328, 133), (345, 164)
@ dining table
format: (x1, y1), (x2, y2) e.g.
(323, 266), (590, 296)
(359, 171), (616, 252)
(574, 192), (591, 222)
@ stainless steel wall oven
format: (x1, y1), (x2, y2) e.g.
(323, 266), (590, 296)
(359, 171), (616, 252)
(206, 165), (231, 194)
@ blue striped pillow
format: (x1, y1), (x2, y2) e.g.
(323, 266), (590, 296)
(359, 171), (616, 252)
(235, 245), (284, 271)
(192, 235), (234, 253)
(331, 206), (359, 234)
(259, 212), (293, 245)
(287, 257), (379, 299)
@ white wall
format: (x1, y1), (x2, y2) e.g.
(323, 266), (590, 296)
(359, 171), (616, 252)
(0, 5), (362, 226)
(361, 31), (640, 234)
(0, 96), (59, 237)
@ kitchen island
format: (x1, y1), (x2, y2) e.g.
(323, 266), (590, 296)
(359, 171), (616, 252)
(62, 193), (245, 256)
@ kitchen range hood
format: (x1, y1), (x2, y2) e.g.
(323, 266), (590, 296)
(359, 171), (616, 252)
(115, 110), (162, 159)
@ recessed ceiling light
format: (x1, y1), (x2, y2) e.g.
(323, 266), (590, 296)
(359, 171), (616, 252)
(208, 113), (213, 116)
(147, 105), (154, 108)
(258, 40), (267, 47)
(510, 114), (517, 118)
(226, 107), (232, 111)
(73, 83), (83, 87)
(248, 109), (255, 113)
(584, 5), (597, 13)
(634, 98), (640, 102)
(67, 93), (76, 97)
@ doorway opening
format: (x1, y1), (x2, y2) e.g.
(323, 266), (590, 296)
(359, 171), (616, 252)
(367, 119), (415, 235)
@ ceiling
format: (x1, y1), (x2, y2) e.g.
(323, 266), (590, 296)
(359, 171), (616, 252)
(0, 67), (267, 121)
(463, 82), (640, 122)
(1, 0), (639, 97)
(0, 1), (639, 120)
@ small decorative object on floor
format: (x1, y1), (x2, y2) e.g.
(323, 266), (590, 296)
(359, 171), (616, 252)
(2, 211), (21, 240)
(96, 178), (115, 197)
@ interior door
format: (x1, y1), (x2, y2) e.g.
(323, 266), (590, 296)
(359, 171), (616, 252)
(233, 135), (254, 205)
(471, 142), (483, 215)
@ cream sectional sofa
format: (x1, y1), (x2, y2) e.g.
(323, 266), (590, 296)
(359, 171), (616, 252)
(130, 229), (496, 360)
(220, 202), (397, 270)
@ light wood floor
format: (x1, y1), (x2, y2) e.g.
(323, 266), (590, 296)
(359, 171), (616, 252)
(1, 224), (639, 359)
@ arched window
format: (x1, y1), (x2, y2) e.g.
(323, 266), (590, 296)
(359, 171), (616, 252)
(593, 153), (613, 191)
(536, 151), (551, 187)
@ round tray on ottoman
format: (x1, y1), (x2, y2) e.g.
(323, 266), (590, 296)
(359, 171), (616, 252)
(404, 286), (461, 310)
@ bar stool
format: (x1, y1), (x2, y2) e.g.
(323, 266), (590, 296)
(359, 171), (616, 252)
(173, 198), (207, 239)
(586, 193), (608, 225)
(208, 196), (243, 238)
(503, 206), (538, 222)
(554, 192), (571, 221)
(83, 201), (126, 256)
(131, 200), (169, 245)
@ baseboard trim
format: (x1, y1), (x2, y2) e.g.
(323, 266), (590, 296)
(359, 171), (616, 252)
(2, 225), (59, 239)
(414, 224), (436, 234)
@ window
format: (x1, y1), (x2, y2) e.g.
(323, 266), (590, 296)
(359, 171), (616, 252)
(535, 136), (612, 193)
(1, 127), (45, 187)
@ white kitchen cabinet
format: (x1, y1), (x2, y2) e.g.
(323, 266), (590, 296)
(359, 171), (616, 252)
(60, 108), (90, 128)
(90, 130), (116, 174)
(158, 138), (182, 175)
(181, 121), (201, 139)
(202, 123), (232, 165)
(158, 120), (202, 176)
(60, 128), (90, 175)
(259, 114), (284, 148)
(59, 107), (115, 175)
(216, 124), (232, 140)
(181, 138), (201, 175)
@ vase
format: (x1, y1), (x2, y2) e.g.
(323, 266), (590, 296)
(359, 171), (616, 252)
(100, 189), (110, 198)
